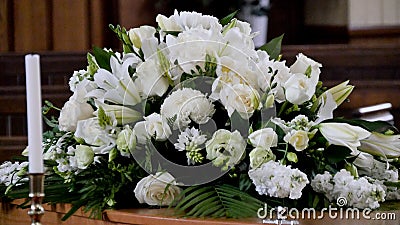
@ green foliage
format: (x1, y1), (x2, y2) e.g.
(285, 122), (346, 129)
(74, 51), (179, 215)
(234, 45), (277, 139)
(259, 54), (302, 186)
(219, 11), (238, 26)
(258, 34), (284, 60)
(93, 46), (114, 72)
(173, 184), (264, 218)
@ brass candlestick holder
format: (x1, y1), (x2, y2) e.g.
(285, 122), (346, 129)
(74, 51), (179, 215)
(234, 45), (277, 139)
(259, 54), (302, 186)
(28, 173), (45, 225)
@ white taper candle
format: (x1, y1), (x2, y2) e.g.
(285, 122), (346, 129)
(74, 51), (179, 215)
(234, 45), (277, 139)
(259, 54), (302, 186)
(25, 54), (44, 173)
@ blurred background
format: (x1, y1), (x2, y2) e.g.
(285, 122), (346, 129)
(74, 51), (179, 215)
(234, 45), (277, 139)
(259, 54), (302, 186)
(0, 0), (399, 161)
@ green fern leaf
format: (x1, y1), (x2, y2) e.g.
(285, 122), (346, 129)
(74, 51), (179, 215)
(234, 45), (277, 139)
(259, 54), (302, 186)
(173, 184), (264, 218)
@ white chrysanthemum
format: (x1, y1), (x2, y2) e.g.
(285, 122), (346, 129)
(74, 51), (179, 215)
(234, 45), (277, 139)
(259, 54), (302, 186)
(0, 161), (28, 186)
(160, 88), (215, 129)
(248, 160), (309, 199)
(175, 127), (207, 165)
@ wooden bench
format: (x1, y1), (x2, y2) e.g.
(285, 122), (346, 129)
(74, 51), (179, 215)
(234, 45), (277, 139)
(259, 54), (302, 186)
(0, 53), (87, 162)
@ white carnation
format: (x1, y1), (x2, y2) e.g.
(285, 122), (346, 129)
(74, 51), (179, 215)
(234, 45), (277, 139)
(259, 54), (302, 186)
(160, 88), (215, 129)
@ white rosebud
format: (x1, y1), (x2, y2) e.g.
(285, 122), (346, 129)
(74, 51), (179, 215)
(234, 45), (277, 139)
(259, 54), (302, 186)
(318, 123), (371, 154)
(249, 147), (276, 169)
(283, 130), (309, 151)
(248, 128), (278, 149)
(206, 129), (246, 170)
(74, 145), (94, 170)
(116, 125), (137, 157)
(134, 172), (182, 206)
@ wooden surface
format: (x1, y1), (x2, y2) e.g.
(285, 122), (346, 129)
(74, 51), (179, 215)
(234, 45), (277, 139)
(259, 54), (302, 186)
(0, 201), (399, 225)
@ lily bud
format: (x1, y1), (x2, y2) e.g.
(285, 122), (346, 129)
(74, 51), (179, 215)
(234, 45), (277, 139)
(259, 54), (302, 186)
(326, 80), (354, 106)
(95, 101), (142, 125)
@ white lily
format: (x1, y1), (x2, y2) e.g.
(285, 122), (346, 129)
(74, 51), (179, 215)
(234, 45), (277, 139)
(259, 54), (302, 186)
(359, 132), (400, 158)
(95, 100), (142, 125)
(90, 56), (142, 106)
(318, 122), (371, 154)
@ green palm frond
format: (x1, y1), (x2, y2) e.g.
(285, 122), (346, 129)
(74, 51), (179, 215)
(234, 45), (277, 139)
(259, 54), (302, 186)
(172, 184), (264, 218)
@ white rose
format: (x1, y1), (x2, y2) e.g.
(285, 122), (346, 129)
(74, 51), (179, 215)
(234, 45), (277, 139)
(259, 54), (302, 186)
(249, 147), (276, 169)
(219, 83), (260, 119)
(74, 145), (94, 170)
(74, 118), (115, 150)
(58, 97), (94, 132)
(283, 130), (309, 151)
(284, 73), (317, 105)
(160, 88), (215, 129)
(135, 113), (172, 141)
(206, 129), (246, 170)
(319, 122), (371, 154)
(285, 53), (322, 105)
(116, 125), (137, 157)
(248, 128), (278, 149)
(214, 56), (259, 94)
(134, 172), (182, 206)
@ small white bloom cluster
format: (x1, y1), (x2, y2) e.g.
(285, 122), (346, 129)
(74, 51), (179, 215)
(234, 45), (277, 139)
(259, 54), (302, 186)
(0, 161), (28, 186)
(311, 169), (386, 209)
(248, 160), (309, 199)
(273, 115), (317, 151)
(175, 127), (207, 164)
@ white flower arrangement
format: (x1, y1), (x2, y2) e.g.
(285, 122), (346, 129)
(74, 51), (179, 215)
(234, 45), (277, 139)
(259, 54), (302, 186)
(1, 10), (400, 220)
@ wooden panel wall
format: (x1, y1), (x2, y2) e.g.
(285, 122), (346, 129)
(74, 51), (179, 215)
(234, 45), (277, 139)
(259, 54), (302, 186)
(0, 0), (154, 52)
